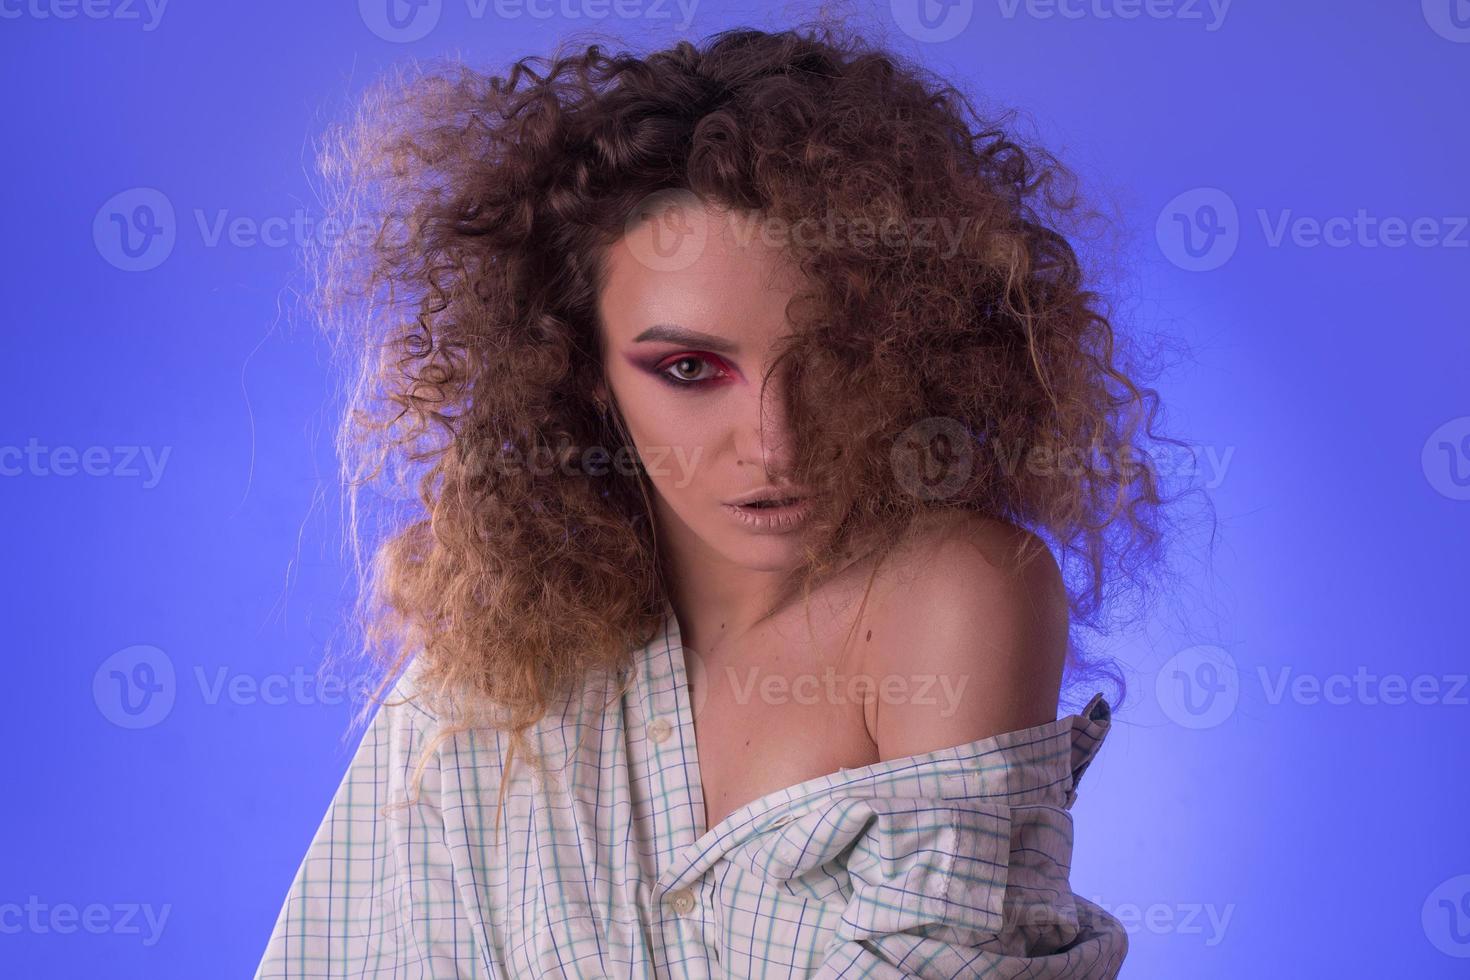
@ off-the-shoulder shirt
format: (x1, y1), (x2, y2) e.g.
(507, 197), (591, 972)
(256, 598), (1128, 978)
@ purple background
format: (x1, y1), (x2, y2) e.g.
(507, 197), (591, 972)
(2, 1), (1468, 976)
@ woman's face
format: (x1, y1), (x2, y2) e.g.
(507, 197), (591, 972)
(596, 195), (815, 573)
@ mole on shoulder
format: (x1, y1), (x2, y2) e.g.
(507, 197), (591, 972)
(865, 629), (872, 641)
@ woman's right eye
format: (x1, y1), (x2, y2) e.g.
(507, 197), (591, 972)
(656, 354), (725, 387)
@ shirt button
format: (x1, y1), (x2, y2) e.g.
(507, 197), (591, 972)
(666, 887), (696, 915)
(647, 717), (672, 743)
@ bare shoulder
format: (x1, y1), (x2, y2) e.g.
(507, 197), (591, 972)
(857, 510), (1070, 761)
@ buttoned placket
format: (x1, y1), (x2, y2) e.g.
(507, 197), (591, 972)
(645, 602), (849, 897)
(629, 607), (723, 974)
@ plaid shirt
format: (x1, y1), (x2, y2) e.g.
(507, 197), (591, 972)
(257, 599), (1127, 978)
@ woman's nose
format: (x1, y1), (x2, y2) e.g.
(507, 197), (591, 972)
(734, 378), (797, 478)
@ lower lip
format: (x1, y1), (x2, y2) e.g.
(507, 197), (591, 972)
(721, 497), (814, 531)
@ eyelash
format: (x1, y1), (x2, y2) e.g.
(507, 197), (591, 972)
(654, 353), (728, 388)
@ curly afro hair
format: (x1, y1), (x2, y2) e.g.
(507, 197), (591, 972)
(310, 21), (1189, 824)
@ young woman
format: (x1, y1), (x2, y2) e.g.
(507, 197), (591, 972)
(258, 22), (1173, 978)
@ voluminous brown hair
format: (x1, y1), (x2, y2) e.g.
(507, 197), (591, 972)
(311, 21), (1189, 821)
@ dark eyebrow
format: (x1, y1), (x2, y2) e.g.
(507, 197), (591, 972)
(632, 324), (738, 354)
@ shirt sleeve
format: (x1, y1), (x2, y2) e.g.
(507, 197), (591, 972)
(737, 792), (1126, 980)
(254, 669), (492, 979)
